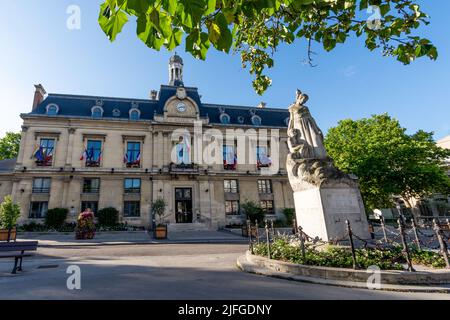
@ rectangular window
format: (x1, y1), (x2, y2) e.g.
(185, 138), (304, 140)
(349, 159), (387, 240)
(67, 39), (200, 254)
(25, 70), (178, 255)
(257, 146), (272, 168)
(224, 179), (239, 193)
(35, 138), (55, 166)
(223, 145), (237, 170)
(124, 201), (140, 217)
(124, 178), (141, 193)
(125, 142), (141, 168)
(225, 200), (240, 215)
(260, 200), (275, 215)
(83, 178), (100, 193)
(257, 180), (272, 194)
(81, 201), (98, 214)
(32, 178), (51, 193)
(85, 140), (102, 167)
(29, 201), (48, 218)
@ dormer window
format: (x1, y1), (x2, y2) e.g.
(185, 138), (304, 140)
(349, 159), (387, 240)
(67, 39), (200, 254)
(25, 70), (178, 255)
(220, 113), (230, 125)
(46, 104), (59, 115)
(129, 108), (141, 121)
(112, 109), (121, 117)
(251, 115), (262, 126)
(92, 106), (104, 119)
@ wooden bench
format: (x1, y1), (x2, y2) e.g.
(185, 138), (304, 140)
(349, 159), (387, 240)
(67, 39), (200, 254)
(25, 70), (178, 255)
(0, 241), (38, 274)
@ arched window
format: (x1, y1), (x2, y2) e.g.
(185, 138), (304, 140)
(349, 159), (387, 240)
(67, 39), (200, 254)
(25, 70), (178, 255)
(220, 113), (230, 124)
(46, 104), (59, 115)
(251, 115), (262, 126)
(129, 108), (141, 121)
(91, 106), (103, 119)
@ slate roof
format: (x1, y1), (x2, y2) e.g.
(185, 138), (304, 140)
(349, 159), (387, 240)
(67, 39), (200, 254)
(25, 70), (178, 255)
(0, 158), (16, 173)
(26, 84), (290, 128)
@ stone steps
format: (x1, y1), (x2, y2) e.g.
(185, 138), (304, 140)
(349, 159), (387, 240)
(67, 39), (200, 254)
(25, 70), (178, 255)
(167, 223), (211, 232)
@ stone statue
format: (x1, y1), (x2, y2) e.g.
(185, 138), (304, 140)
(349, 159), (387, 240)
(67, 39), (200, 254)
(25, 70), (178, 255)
(287, 89), (346, 191)
(287, 89), (327, 160)
(286, 89), (370, 241)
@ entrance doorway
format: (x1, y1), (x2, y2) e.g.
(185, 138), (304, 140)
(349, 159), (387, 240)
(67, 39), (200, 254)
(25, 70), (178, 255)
(175, 188), (193, 223)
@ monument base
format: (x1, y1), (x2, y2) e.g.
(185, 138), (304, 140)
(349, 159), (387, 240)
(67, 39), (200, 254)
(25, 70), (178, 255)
(293, 183), (370, 242)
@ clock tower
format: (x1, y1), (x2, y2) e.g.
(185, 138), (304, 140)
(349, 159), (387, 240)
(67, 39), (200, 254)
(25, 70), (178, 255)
(168, 53), (184, 86)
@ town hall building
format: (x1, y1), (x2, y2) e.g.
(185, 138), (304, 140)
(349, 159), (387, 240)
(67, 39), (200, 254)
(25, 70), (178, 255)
(0, 55), (294, 230)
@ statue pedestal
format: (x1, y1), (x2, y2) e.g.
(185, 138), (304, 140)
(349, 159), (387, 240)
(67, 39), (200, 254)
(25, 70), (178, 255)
(293, 183), (370, 241)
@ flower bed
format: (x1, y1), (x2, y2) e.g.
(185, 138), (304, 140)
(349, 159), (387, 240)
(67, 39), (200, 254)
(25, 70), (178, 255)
(253, 236), (447, 270)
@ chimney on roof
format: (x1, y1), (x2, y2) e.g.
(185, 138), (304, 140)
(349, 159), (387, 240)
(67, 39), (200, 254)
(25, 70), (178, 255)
(150, 90), (158, 100)
(257, 102), (266, 109)
(32, 84), (46, 111)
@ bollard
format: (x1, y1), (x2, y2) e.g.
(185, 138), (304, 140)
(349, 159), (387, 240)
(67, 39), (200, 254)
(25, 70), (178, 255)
(298, 225), (306, 260)
(398, 217), (415, 272)
(247, 220), (253, 254)
(265, 220), (271, 260)
(346, 220), (357, 270)
(380, 216), (388, 243)
(433, 219), (450, 269)
(411, 219), (421, 251)
(255, 219), (260, 244)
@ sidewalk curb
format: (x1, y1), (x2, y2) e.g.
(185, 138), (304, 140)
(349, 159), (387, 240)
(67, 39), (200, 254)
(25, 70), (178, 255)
(34, 239), (248, 248)
(236, 254), (450, 294)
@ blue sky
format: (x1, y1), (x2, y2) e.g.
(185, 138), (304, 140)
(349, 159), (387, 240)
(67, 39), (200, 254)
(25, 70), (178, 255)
(0, 1), (448, 140)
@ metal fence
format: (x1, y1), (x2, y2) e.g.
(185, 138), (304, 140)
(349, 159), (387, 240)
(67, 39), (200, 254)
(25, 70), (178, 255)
(244, 215), (450, 271)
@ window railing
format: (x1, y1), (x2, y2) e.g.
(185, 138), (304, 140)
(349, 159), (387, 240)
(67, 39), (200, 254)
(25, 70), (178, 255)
(126, 162), (141, 168)
(223, 164), (237, 171)
(124, 188), (141, 194)
(83, 188), (100, 194)
(85, 160), (101, 167)
(35, 159), (53, 167)
(32, 187), (50, 194)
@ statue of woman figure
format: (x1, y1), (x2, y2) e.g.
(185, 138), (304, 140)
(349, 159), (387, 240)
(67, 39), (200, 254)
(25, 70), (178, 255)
(287, 90), (328, 160)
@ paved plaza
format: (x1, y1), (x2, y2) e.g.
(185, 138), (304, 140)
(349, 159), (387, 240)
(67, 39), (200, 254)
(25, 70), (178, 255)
(0, 238), (449, 300)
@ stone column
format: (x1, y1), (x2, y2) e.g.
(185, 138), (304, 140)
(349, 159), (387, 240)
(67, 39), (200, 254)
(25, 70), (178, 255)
(66, 128), (76, 167)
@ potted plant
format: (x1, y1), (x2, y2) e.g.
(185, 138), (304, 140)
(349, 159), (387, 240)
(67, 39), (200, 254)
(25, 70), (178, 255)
(0, 196), (21, 242)
(75, 208), (96, 240)
(152, 198), (167, 239)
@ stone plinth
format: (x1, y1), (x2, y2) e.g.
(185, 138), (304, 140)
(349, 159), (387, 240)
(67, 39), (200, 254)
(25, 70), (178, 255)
(293, 182), (369, 241)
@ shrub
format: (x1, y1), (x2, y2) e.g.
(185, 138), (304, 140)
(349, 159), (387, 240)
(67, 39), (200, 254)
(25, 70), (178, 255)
(254, 237), (406, 270)
(45, 208), (68, 230)
(241, 200), (264, 223)
(0, 195), (21, 230)
(152, 198), (167, 226)
(97, 207), (119, 227)
(282, 208), (295, 226)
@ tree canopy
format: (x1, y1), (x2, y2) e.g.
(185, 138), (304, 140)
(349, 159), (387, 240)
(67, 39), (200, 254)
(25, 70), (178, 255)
(98, 0), (437, 94)
(0, 132), (21, 160)
(324, 114), (450, 210)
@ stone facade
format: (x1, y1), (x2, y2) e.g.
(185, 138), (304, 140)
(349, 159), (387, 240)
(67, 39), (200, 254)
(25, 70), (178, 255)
(0, 56), (294, 229)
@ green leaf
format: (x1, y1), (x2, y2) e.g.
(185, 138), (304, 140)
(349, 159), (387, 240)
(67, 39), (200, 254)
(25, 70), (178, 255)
(205, 0), (216, 15)
(211, 12), (232, 52)
(101, 8), (129, 42)
(137, 14), (164, 50)
(162, 0), (177, 15)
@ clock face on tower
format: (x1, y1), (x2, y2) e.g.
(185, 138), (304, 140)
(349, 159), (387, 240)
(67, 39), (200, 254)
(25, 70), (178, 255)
(176, 102), (187, 113)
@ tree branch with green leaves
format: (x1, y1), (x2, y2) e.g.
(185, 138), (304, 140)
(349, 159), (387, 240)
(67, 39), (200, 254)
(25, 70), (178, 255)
(98, 0), (437, 94)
